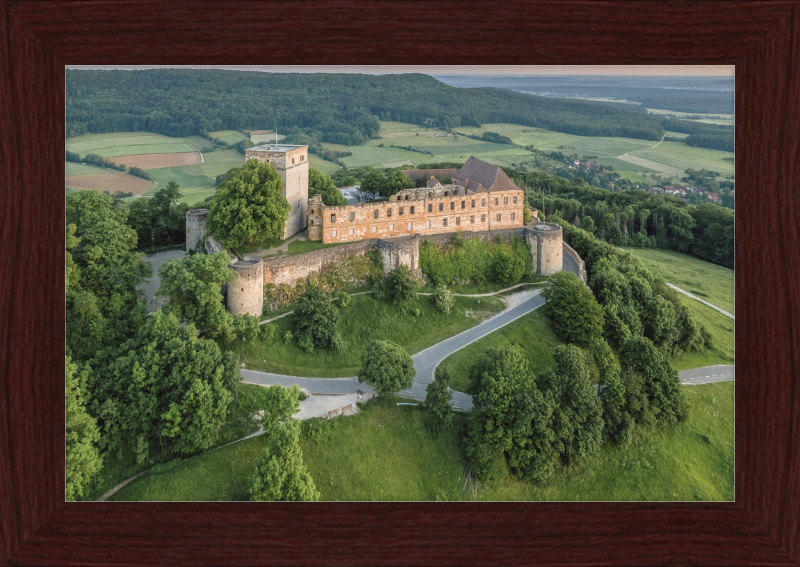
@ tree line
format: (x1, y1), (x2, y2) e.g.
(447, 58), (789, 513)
(66, 150), (151, 180)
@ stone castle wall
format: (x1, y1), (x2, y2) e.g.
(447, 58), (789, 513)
(228, 257), (264, 316)
(262, 239), (376, 287)
(309, 189), (524, 244)
(377, 235), (419, 273)
(186, 209), (209, 253)
(307, 194), (323, 241)
(563, 242), (587, 283)
(526, 223), (563, 276)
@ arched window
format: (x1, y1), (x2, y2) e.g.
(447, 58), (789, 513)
(444, 191), (449, 196)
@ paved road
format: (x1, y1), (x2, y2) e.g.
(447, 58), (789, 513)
(666, 283), (735, 320)
(678, 365), (735, 385)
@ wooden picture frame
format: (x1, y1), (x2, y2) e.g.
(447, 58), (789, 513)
(1, 1), (798, 564)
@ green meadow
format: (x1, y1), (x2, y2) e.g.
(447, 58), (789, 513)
(111, 380), (733, 502)
(208, 130), (249, 145)
(66, 132), (197, 158)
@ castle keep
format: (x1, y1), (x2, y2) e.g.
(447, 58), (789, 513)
(187, 155), (570, 316)
(244, 144), (309, 240)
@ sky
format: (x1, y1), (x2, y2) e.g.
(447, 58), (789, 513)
(66, 65), (733, 76)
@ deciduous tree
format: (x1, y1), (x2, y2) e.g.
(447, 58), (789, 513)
(249, 420), (319, 501)
(541, 271), (604, 346)
(66, 356), (103, 500)
(358, 340), (415, 395)
(207, 159), (291, 247)
(292, 284), (341, 352)
(425, 366), (453, 435)
(259, 384), (302, 434)
(308, 167), (347, 206)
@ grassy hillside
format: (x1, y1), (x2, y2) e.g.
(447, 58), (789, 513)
(66, 132), (197, 158)
(111, 381), (733, 501)
(629, 248), (734, 315)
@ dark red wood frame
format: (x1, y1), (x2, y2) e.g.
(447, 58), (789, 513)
(1, 1), (798, 564)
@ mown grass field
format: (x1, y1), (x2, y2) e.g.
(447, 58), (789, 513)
(66, 132), (196, 159)
(438, 308), (566, 394)
(111, 380), (733, 502)
(208, 130), (248, 145)
(635, 141), (734, 177)
(308, 154), (341, 174)
(250, 132), (285, 145)
(245, 293), (505, 377)
(671, 300), (734, 371)
(65, 162), (116, 177)
(628, 248), (734, 315)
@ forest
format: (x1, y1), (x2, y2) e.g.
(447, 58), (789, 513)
(67, 69), (677, 144)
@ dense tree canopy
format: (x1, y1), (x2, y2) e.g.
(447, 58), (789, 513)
(89, 311), (238, 464)
(541, 271), (605, 346)
(156, 251), (237, 340)
(206, 159), (291, 247)
(127, 182), (189, 248)
(308, 168), (347, 206)
(66, 356), (103, 500)
(292, 285), (342, 352)
(425, 366), (454, 435)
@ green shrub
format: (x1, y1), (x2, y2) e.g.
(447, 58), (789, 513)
(420, 235), (530, 288)
(433, 285), (454, 315)
(283, 330), (293, 344)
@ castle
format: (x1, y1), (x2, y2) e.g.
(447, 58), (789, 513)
(188, 147), (570, 317)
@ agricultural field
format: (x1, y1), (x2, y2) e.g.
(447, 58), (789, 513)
(111, 152), (202, 170)
(111, 380), (733, 502)
(646, 107), (735, 126)
(634, 141), (734, 177)
(628, 248), (734, 315)
(309, 154), (341, 174)
(208, 130), (248, 145)
(65, 162), (114, 177)
(65, 173), (154, 195)
(249, 131), (285, 145)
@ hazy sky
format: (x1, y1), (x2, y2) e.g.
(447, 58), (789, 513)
(67, 65), (733, 76)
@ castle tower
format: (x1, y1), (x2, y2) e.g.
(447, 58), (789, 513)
(186, 209), (209, 253)
(227, 256), (264, 316)
(377, 235), (419, 273)
(307, 194), (323, 241)
(525, 222), (563, 276)
(244, 144), (309, 239)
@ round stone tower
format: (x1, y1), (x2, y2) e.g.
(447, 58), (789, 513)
(186, 209), (209, 253)
(227, 256), (264, 316)
(377, 234), (419, 273)
(525, 222), (563, 276)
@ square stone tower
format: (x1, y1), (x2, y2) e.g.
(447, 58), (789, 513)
(244, 144), (309, 239)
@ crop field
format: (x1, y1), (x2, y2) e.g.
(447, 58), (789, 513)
(198, 149), (245, 179)
(208, 130), (248, 145)
(144, 166), (215, 194)
(633, 142), (734, 177)
(111, 381), (733, 502)
(64, 173), (155, 195)
(183, 136), (216, 152)
(66, 132), (198, 158)
(308, 154), (341, 174)
(646, 107), (735, 125)
(614, 153), (686, 178)
(250, 132), (285, 145)
(112, 151), (202, 170)
(65, 162), (114, 177)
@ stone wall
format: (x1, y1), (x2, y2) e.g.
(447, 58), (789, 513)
(262, 239), (377, 287)
(563, 242), (588, 283)
(528, 223), (563, 276)
(377, 235), (419, 273)
(311, 188), (524, 244)
(186, 209), (209, 253)
(307, 194), (323, 241)
(206, 235), (225, 255)
(228, 257), (264, 316)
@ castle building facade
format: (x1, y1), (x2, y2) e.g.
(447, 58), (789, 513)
(244, 144), (309, 239)
(308, 157), (525, 244)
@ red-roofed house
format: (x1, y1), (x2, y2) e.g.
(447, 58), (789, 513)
(708, 192), (720, 202)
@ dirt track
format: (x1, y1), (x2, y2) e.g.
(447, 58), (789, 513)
(112, 151), (202, 169)
(65, 173), (155, 195)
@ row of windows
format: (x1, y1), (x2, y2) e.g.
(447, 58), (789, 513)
(329, 213), (517, 237)
(329, 196), (519, 223)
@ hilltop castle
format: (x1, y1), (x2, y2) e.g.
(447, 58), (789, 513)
(189, 148), (572, 317)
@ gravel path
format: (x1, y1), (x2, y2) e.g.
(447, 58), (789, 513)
(666, 283), (735, 319)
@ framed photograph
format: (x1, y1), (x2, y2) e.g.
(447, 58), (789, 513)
(2, 1), (798, 564)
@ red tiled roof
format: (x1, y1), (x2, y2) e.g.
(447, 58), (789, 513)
(401, 168), (458, 182)
(453, 156), (519, 192)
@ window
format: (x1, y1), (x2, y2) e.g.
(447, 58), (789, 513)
(461, 200), (465, 209)
(426, 220), (431, 228)
(456, 217), (460, 226)
(310, 209), (314, 214)
(331, 214), (336, 223)
(471, 199), (475, 208)
(444, 191), (449, 196)
(495, 198), (499, 205)
(439, 203), (444, 211)
(443, 218), (448, 227)
(481, 214), (486, 222)
(513, 196), (517, 204)
(504, 197), (508, 205)
(450, 202), (455, 210)
(332, 230), (337, 237)
(350, 212), (355, 221)
(481, 199), (486, 206)
(389, 224), (394, 231)
(428, 204), (433, 213)
(470, 215), (475, 224)
(410, 206), (415, 214)
(408, 222), (412, 230)
(309, 220), (314, 226)
(349, 228), (354, 235)
(387, 208), (392, 217)
(374, 209), (379, 219)
(292, 158), (296, 164)
(497, 214), (501, 222)
(301, 155), (305, 161)
(399, 207), (404, 216)
(511, 213), (516, 221)
(405, 195), (409, 200)
(372, 226), (377, 233)
(428, 192), (433, 198)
